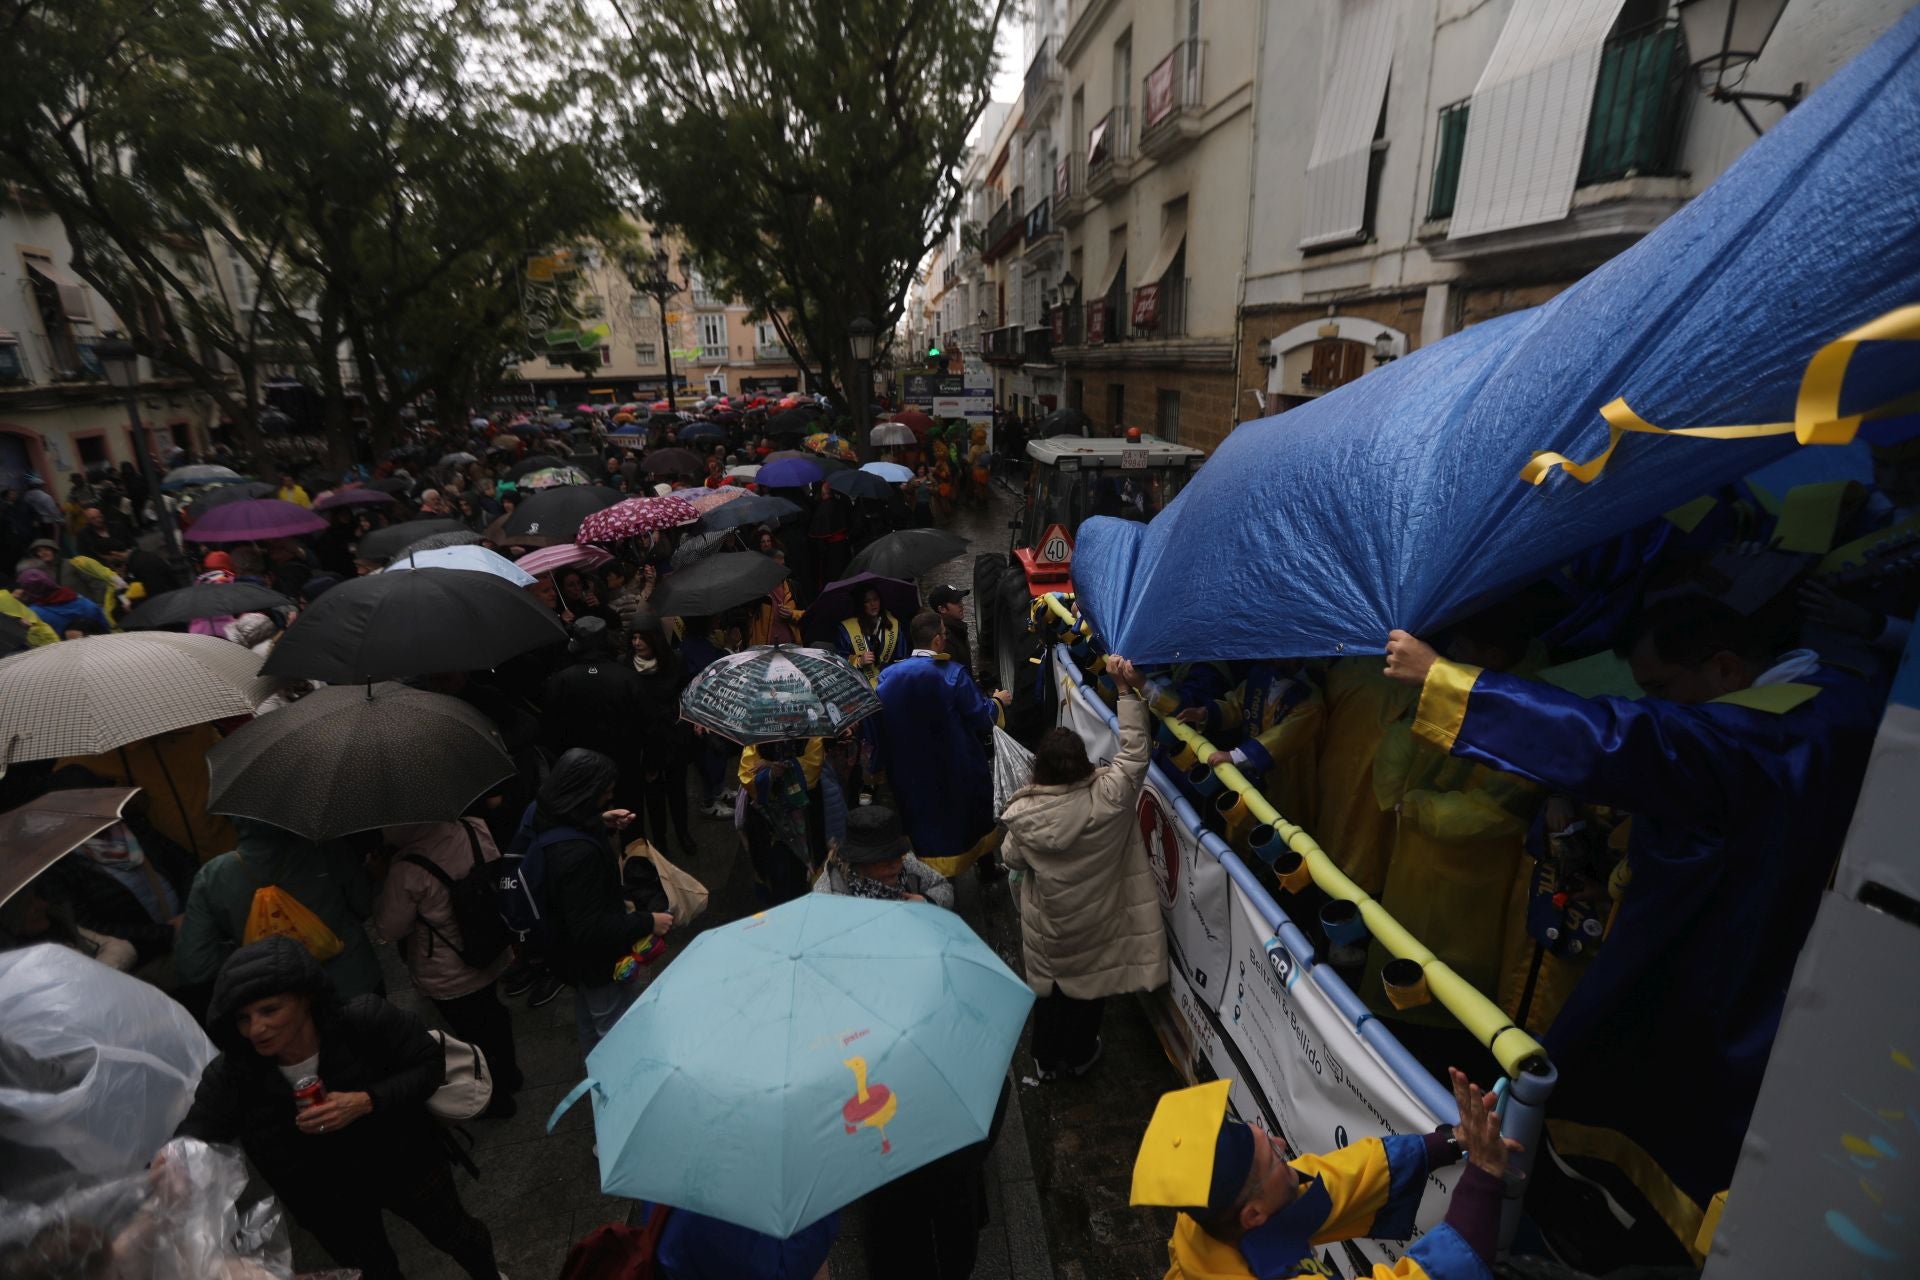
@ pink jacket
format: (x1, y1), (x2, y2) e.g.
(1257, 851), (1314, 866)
(373, 819), (512, 999)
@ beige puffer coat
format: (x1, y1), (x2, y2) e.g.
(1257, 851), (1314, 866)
(1000, 692), (1169, 999)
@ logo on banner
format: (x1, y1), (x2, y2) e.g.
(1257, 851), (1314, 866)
(1268, 941), (1301, 991)
(1139, 787), (1180, 912)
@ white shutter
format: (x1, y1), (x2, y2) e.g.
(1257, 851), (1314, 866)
(1447, 0), (1628, 239)
(1298, 0), (1397, 249)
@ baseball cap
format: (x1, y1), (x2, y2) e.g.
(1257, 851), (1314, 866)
(928, 584), (969, 608)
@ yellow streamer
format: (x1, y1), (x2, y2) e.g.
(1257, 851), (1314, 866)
(1033, 593), (1548, 1078)
(1522, 304), (1920, 486)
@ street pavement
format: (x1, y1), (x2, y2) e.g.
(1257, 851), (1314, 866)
(287, 482), (1185, 1278)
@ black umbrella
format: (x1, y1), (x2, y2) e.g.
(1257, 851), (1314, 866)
(121, 582), (294, 630)
(643, 448), (704, 476)
(845, 529), (969, 581)
(261, 567), (566, 683)
(649, 552), (789, 617)
(766, 409), (816, 438)
(356, 518), (466, 562)
(801, 573), (920, 643)
(1038, 407), (1090, 437)
(504, 485), (623, 541)
(695, 494), (803, 534)
(207, 683), (515, 840)
(185, 482), (274, 520)
(824, 470), (891, 502)
(506, 453), (568, 481)
(387, 529), (485, 562)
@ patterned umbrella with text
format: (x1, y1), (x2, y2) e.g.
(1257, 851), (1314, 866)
(679, 645), (880, 745)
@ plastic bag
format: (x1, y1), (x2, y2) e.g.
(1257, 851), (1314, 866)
(0, 1137), (293, 1279)
(241, 885), (344, 962)
(0, 945), (215, 1195)
(991, 725), (1035, 814)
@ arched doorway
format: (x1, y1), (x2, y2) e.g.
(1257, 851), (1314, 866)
(1263, 316), (1407, 410)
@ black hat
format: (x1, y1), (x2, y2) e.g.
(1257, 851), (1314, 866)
(840, 805), (910, 865)
(568, 615), (611, 654)
(928, 584), (969, 609)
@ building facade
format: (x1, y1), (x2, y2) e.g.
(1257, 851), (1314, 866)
(3, 192), (237, 499)
(1236, 0), (1910, 424)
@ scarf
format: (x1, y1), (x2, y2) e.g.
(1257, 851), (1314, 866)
(843, 866), (906, 901)
(632, 655), (658, 673)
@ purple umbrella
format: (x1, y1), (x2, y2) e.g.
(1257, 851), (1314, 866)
(757, 457), (824, 488)
(313, 488), (398, 512)
(801, 573), (919, 643)
(186, 498), (328, 543)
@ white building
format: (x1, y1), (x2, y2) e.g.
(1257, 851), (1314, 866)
(1237, 0), (1911, 421)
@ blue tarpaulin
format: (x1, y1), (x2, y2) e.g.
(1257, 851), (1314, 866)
(1073, 9), (1920, 665)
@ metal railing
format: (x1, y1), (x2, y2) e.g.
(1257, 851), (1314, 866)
(982, 324), (1022, 362)
(983, 185), (1026, 259)
(1023, 35), (1061, 108)
(755, 342), (786, 361)
(1142, 40), (1206, 134)
(1160, 276), (1190, 338)
(1087, 107), (1132, 185)
(1024, 197), (1052, 243)
(1022, 323), (1052, 365)
(1580, 17), (1690, 184)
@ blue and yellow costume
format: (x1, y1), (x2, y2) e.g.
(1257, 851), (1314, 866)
(1312, 658), (1417, 896)
(1198, 664), (1326, 835)
(1410, 657), (1882, 1248)
(872, 652), (1003, 875)
(836, 612), (901, 689)
(1134, 1081), (1493, 1280)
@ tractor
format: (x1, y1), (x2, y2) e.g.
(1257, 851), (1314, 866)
(973, 432), (1205, 696)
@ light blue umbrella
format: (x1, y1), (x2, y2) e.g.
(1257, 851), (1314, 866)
(380, 544), (535, 587)
(547, 894), (1033, 1237)
(860, 461), (914, 483)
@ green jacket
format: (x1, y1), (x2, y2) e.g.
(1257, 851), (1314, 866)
(176, 822), (383, 999)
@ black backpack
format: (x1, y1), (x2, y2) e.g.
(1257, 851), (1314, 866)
(402, 819), (514, 970)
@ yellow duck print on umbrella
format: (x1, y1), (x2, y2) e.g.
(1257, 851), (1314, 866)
(841, 1057), (898, 1155)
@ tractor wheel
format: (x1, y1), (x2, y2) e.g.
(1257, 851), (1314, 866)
(996, 570), (1034, 698)
(972, 552), (1009, 687)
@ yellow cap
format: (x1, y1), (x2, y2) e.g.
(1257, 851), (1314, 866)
(1130, 1079), (1248, 1209)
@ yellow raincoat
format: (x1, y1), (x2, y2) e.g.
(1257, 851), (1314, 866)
(1, 591), (60, 647)
(1311, 659), (1417, 896)
(1209, 668), (1325, 834)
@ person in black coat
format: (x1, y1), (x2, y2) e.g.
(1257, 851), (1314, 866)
(172, 937), (501, 1280)
(528, 749), (672, 1056)
(628, 623), (698, 861)
(541, 617), (648, 810)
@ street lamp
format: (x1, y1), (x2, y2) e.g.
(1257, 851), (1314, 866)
(848, 316), (877, 462)
(95, 334), (180, 561)
(1372, 332), (1398, 366)
(1676, 0), (1800, 135)
(628, 227), (690, 409)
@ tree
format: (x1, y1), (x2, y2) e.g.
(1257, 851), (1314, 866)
(600, 0), (1010, 457)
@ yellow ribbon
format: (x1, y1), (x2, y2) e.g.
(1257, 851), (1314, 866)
(1522, 305), (1920, 486)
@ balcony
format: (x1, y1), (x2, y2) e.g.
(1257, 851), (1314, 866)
(1024, 36), (1062, 122)
(1424, 19), (1691, 269)
(1023, 197), (1062, 264)
(982, 185), (1026, 263)
(694, 346), (728, 365)
(1055, 154), (1089, 226)
(755, 342), (787, 362)
(1139, 41), (1206, 160)
(982, 324), (1023, 365)
(1129, 276), (1189, 339)
(1022, 324), (1054, 367)
(1051, 302), (1084, 350)
(1085, 107), (1134, 200)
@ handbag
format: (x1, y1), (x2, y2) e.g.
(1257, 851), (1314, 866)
(622, 838), (710, 927)
(425, 1030), (494, 1122)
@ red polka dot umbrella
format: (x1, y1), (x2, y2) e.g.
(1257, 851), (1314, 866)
(577, 495), (701, 547)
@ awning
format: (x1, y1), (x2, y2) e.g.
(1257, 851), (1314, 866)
(1095, 247), (1128, 303)
(26, 260), (92, 323)
(1299, 0), (1398, 248)
(1132, 208), (1189, 331)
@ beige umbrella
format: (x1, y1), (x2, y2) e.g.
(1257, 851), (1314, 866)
(0, 633), (268, 765)
(0, 787), (141, 908)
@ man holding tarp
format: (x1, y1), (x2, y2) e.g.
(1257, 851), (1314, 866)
(1384, 595), (1881, 1262)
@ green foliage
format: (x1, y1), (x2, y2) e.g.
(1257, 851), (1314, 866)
(601, 0), (1009, 428)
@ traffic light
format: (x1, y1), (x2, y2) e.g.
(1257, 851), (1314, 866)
(926, 343), (942, 360)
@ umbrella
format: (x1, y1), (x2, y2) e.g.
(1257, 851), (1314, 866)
(186, 499), (328, 543)
(1037, 406), (1090, 437)
(649, 552), (788, 617)
(519, 466), (592, 491)
(0, 787), (142, 909)
(120, 582), (293, 630)
(678, 644), (878, 744)
(888, 409), (935, 437)
(0, 614), (27, 657)
(550, 894), (1031, 1236)
(643, 448), (704, 477)
(506, 454), (569, 481)
(260, 568), (566, 684)
(766, 408), (819, 438)
(184, 482), (275, 520)
(670, 529), (738, 570)
(695, 493), (802, 533)
(507, 422), (545, 437)
(869, 423), (917, 448)
(756, 457), (823, 488)
(825, 470), (890, 502)
(726, 465), (761, 480)
(679, 423), (726, 444)
(861, 461), (914, 483)
(440, 451), (479, 467)
(356, 518), (467, 562)
(802, 433), (858, 462)
(390, 529), (484, 559)
(846, 529), (968, 581)
(577, 496), (701, 547)
(312, 487), (397, 513)
(0, 633), (267, 762)
(205, 683), (515, 841)
(610, 422), (647, 437)
(504, 486), (623, 542)
(802, 574), (919, 642)
(515, 543), (613, 576)
(160, 465), (245, 491)
(382, 545), (536, 587)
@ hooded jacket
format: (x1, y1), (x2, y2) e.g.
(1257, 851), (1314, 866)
(175, 937), (446, 1195)
(999, 692), (1169, 999)
(531, 749), (658, 985)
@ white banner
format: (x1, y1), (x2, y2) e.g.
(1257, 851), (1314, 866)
(1140, 773), (1232, 1002)
(1056, 660), (1119, 764)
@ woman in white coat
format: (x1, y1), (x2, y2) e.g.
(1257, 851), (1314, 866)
(999, 656), (1168, 1080)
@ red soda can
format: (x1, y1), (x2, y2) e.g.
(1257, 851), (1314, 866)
(292, 1075), (328, 1112)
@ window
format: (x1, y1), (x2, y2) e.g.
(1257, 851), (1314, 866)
(1299, 0), (1396, 249)
(1107, 382), (1126, 432)
(23, 252), (87, 374)
(598, 346), (612, 367)
(76, 435), (110, 466)
(689, 269), (722, 307)
(698, 312), (727, 357)
(226, 244), (255, 312)
(0, 338), (23, 384)
(634, 342), (658, 365)
(1114, 30), (1133, 123)
(1156, 389), (1181, 442)
(1070, 90), (1085, 164)
(629, 295), (650, 318)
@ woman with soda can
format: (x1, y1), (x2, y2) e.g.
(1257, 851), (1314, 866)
(172, 936), (502, 1280)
